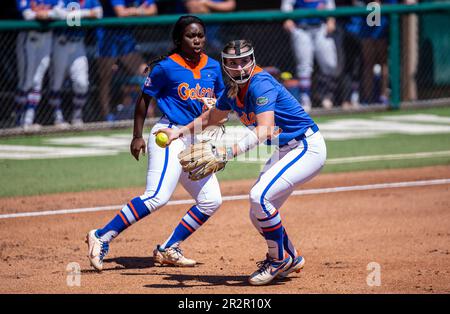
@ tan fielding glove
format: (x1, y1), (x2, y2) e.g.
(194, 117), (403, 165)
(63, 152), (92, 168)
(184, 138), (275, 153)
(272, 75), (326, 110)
(178, 140), (228, 181)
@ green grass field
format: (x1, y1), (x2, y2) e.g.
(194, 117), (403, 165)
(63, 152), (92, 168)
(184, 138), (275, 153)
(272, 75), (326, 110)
(1, 106), (449, 197)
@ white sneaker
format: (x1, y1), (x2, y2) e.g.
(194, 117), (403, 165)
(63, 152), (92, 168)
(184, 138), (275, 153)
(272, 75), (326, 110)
(71, 118), (84, 127)
(55, 120), (70, 129)
(23, 108), (35, 127)
(23, 123), (42, 132)
(153, 245), (196, 267)
(321, 97), (334, 109)
(278, 255), (305, 278)
(248, 254), (293, 286)
(86, 229), (109, 271)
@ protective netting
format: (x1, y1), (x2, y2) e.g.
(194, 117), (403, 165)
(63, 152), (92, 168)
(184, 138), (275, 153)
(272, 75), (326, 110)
(0, 6), (449, 135)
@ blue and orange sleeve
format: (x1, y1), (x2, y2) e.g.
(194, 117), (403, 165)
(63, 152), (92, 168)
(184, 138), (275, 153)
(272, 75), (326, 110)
(252, 78), (277, 115)
(141, 63), (166, 99)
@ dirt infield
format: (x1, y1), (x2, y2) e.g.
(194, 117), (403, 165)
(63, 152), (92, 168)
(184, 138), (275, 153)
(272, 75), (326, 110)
(1, 165), (449, 294)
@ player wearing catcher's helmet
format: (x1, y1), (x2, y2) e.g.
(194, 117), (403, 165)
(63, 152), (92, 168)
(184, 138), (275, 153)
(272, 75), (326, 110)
(86, 15), (225, 271)
(160, 40), (327, 286)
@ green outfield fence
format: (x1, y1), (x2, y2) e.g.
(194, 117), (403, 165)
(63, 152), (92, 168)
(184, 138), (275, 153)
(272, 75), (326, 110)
(0, 1), (449, 135)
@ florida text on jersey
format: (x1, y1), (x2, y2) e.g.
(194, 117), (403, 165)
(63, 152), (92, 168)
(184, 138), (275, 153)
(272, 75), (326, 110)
(141, 53), (225, 126)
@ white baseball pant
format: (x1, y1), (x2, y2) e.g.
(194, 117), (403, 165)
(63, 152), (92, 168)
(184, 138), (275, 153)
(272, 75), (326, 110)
(290, 24), (338, 79)
(141, 117), (222, 217)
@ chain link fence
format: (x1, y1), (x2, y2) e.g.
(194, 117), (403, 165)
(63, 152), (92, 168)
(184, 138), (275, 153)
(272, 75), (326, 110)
(0, 3), (449, 136)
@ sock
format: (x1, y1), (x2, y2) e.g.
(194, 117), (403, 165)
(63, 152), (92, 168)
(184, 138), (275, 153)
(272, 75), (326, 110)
(72, 92), (87, 122)
(298, 76), (311, 98)
(49, 91), (64, 123)
(258, 210), (285, 260)
(160, 205), (210, 249)
(282, 227), (298, 258)
(250, 212), (297, 258)
(96, 196), (151, 242)
(14, 90), (27, 126)
(23, 90), (41, 126)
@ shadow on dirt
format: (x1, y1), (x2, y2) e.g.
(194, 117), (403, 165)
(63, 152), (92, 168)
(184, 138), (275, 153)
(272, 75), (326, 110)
(105, 256), (155, 269)
(123, 273), (292, 288)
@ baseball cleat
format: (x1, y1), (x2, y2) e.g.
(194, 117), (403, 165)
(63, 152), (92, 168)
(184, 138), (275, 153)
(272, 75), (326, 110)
(278, 255), (305, 278)
(153, 244), (196, 267)
(86, 229), (109, 271)
(248, 254), (293, 286)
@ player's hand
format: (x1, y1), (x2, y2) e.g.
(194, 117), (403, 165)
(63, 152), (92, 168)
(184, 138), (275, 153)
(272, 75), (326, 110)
(130, 136), (146, 161)
(283, 20), (296, 33)
(153, 128), (182, 146)
(36, 10), (50, 20)
(326, 18), (336, 35)
(126, 7), (138, 16)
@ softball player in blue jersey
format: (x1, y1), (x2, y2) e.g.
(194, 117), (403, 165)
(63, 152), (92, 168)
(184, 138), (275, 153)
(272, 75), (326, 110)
(87, 15), (225, 271)
(161, 40), (327, 285)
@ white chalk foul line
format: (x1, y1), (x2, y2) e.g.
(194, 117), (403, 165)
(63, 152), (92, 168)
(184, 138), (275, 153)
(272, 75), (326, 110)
(1, 178), (449, 220)
(234, 150), (450, 164)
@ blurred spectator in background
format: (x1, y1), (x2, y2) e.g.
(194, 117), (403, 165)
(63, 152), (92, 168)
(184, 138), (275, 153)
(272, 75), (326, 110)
(264, 66), (303, 102)
(15, 0), (60, 130)
(49, 0), (103, 127)
(180, 0), (236, 52)
(96, 0), (157, 122)
(281, 0), (338, 112)
(359, 0), (397, 105)
(334, 0), (363, 110)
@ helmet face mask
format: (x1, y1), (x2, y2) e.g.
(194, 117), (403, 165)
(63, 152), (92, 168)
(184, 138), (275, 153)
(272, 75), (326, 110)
(222, 47), (256, 85)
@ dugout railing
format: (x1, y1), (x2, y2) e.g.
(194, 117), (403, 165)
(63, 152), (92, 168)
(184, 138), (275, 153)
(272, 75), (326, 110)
(0, 1), (449, 136)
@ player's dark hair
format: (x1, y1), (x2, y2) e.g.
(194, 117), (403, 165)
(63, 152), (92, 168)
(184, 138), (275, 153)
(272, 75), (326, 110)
(143, 15), (206, 75)
(222, 39), (254, 98)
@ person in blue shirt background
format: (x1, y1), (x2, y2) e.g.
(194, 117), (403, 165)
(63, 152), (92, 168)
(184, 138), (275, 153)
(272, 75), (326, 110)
(87, 15), (226, 271)
(96, 0), (157, 121)
(49, 0), (103, 127)
(15, 0), (60, 130)
(160, 39), (327, 285)
(179, 0), (236, 53)
(359, 0), (397, 105)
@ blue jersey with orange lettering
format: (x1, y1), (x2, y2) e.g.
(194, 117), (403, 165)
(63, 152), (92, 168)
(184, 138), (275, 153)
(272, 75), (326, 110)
(141, 53), (225, 126)
(216, 67), (316, 146)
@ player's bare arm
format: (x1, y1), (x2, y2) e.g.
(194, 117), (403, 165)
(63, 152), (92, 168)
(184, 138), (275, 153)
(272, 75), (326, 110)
(130, 92), (152, 161)
(138, 3), (158, 16)
(226, 110), (278, 158)
(203, 0), (236, 12)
